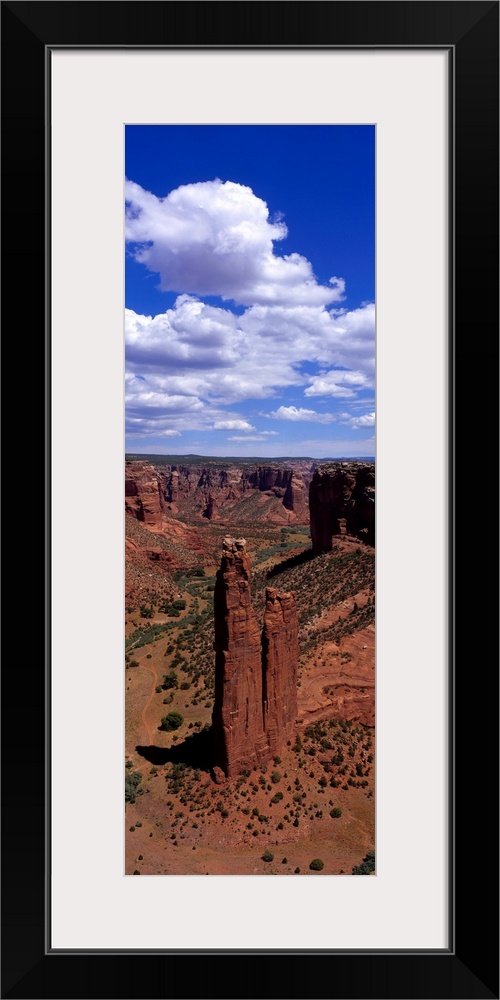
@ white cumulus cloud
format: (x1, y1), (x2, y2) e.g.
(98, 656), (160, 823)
(213, 419), (255, 431)
(341, 411), (375, 429)
(126, 178), (344, 308)
(267, 405), (336, 424)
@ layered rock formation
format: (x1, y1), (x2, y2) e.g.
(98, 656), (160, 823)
(283, 471), (307, 519)
(309, 463), (375, 551)
(262, 587), (299, 756)
(212, 538), (298, 776)
(159, 462), (310, 521)
(125, 461), (165, 526)
(212, 538), (268, 775)
(125, 458), (313, 524)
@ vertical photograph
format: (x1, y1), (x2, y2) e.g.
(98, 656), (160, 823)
(124, 125), (375, 876)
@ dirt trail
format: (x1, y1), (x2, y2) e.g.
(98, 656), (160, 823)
(140, 663), (159, 745)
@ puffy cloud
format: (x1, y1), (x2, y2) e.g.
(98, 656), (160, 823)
(267, 405), (336, 424)
(125, 178), (375, 446)
(304, 369), (368, 397)
(126, 297), (374, 399)
(213, 420), (255, 431)
(126, 178), (344, 308)
(125, 299), (241, 370)
(340, 411), (375, 429)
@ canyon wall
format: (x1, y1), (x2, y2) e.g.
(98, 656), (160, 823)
(309, 463), (375, 551)
(212, 538), (298, 776)
(125, 459), (311, 523)
(125, 461), (165, 526)
(161, 463), (309, 520)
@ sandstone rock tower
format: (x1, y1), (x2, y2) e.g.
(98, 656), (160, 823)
(212, 537), (298, 777)
(262, 587), (299, 757)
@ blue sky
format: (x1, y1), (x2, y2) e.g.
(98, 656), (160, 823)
(125, 125), (374, 458)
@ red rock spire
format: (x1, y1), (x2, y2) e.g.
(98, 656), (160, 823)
(262, 587), (298, 756)
(212, 538), (267, 776)
(212, 538), (298, 777)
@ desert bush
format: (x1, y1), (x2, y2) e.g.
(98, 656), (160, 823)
(125, 770), (143, 803)
(161, 711), (183, 731)
(162, 670), (178, 690)
(352, 850), (375, 875)
(309, 858), (324, 871)
(261, 850), (274, 862)
(330, 807), (342, 819)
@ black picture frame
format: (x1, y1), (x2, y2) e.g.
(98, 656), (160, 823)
(1, 2), (498, 998)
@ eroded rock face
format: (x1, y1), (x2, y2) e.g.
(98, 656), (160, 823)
(212, 540), (299, 776)
(158, 463), (309, 520)
(212, 538), (267, 776)
(309, 463), (375, 551)
(125, 462), (165, 526)
(283, 471), (307, 518)
(262, 588), (298, 756)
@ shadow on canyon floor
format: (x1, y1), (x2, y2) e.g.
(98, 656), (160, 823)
(136, 726), (214, 772)
(266, 546), (316, 579)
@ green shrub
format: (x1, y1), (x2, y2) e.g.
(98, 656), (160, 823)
(352, 850), (375, 875)
(309, 858), (324, 871)
(162, 671), (178, 690)
(125, 770), (143, 803)
(271, 771), (281, 784)
(330, 807), (342, 818)
(261, 850), (274, 863)
(161, 711), (183, 731)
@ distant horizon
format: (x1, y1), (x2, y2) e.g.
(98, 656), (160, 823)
(125, 125), (375, 459)
(125, 452), (375, 463)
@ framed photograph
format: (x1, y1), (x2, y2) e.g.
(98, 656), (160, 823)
(2, 2), (498, 998)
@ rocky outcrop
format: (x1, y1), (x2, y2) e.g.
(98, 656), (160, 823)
(125, 461), (165, 526)
(309, 463), (375, 551)
(212, 539), (299, 776)
(202, 494), (218, 520)
(262, 588), (298, 756)
(157, 462), (309, 521)
(283, 471), (307, 519)
(212, 538), (268, 776)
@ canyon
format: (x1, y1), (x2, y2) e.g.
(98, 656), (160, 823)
(125, 457), (311, 526)
(125, 455), (375, 876)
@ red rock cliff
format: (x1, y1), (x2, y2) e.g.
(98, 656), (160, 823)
(158, 463), (309, 520)
(309, 463), (375, 551)
(212, 538), (268, 776)
(262, 587), (298, 755)
(212, 539), (299, 776)
(125, 461), (164, 526)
